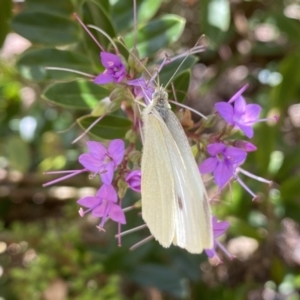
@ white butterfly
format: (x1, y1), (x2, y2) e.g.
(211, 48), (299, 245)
(141, 86), (213, 253)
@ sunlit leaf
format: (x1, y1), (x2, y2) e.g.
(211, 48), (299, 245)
(124, 15), (186, 57)
(78, 114), (132, 139)
(43, 80), (110, 110)
(112, 0), (162, 32)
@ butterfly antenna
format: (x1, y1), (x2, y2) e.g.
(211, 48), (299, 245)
(165, 36), (207, 88)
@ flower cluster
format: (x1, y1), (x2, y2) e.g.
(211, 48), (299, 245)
(199, 85), (275, 201)
(43, 15), (278, 264)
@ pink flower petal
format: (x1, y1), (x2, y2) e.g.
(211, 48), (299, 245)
(199, 157), (218, 174)
(224, 147), (247, 165)
(228, 84), (248, 103)
(100, 164), (114, 185)
(78, 153), (102, 172)
(236, 123), (254, 138)
(205, 246), (216, 258)
(233, 140), (257, 152)
(94, 72), (114, 84)
(234, 96), (246, 117)
(97, 184), (118, 202)
(207, 143), (226, 156)
(92, 202), (106, 217)
(126, 170), (141, 192)
(214, 162), (233, 188)
(100, 52), (122, 68)
(243, 104), (261, 123)
(215, 102), (234, 124)
(77, 196), (100, 208)
(212, 216), (230, 238)
(86, 141), (106, 159)
(109, 203), (126, 224)
(108, 139), (125, 165)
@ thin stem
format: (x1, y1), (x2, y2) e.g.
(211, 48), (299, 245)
(45, 67), (94, 78)
(130, 235), (154, 251)
(236, 176), (257, 199)
(72, 115), (105, 144)
(73, 13), (104, 51)
(44, 170), (83, 175)
(43, 169), (87, 187)
(115, 224), (147, 237)
(237, 168), (272, 185)
(168, 100), (208, 120)
(88, 25), (119, 54)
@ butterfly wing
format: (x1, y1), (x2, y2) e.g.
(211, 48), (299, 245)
(141, 112), (176, 247)
(165, 110), (213, 252)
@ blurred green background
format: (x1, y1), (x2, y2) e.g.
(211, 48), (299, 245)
(1, 0), (300, 299)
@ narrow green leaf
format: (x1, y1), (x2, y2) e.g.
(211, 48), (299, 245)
(0, 0), (12, 48)
(11, 12), (79, 45)
(42, 80), (109, 110)
(253, 123), (276, 175)
(112, 0), (162, 32)
(124, 15), (186, 57)
(169, 70), (191, 104)
(270, 52), (300, 111)
(78, 114), (132, 139)
(17, 48), (94, 81)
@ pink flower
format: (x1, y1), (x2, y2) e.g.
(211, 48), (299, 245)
(94, 52), (126, 84)
(232, 140), (257, 152)
(215, 85), (261, 138)
(126, 170), (141, 192)
(79, 140), (125, 185)
(77, 184), (126, 229)
(127, 77), (155, 104)
(199, 142), (247, 188)
(205, 216), (231, 263)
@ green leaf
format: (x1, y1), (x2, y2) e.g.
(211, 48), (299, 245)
(207, 0), (230, 32)
(273, 13), (300, 43)
(0, 0), (12, 48)
(25, 0), (74, 16)
(281, 175), (300, 202)
(253, 123), (276, 175)
(270, 52), (300, 111)
(11, 11), (79, 45)
(169, 70), (191, 104)
(112, 0), (162, 32)
(78, 114), (132, 139)
(81, 1), (116, 68)
(199, 0), (231, 49)
(42, 80), (110, 110)
(17, 48), (94, 81)
(159, 56), (197, 87)
(124, 15), (186, 58)
(4, 136), (31, 173)
(129, 264), (189, 298)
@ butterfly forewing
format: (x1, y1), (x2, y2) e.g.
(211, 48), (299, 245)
(141, 113), (176, 247)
